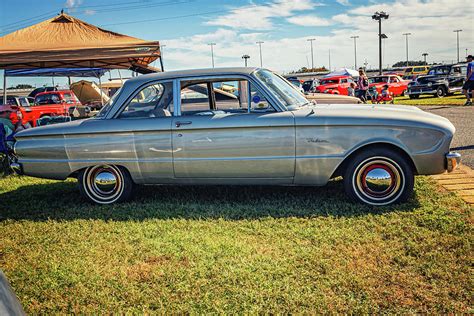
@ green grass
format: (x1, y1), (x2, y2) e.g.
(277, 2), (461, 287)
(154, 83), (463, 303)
(0, 175), (472, 313)
(395, 93), (468, 106)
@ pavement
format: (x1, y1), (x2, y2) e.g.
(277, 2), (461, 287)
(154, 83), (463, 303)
(421, 106), (474, 168)
(421, 105), (474, 205)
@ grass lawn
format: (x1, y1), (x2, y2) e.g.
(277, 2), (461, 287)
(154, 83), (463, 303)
(0, 175), (472, 313)
(395, 93), (467, 106)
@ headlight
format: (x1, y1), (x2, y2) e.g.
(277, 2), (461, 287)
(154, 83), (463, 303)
(427, 82), (432, 87)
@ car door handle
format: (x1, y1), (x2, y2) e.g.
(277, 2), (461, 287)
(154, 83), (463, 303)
(175, 121), (192, 127)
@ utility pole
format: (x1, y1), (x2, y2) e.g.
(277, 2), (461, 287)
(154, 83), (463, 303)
(242, 54), (250, 67)
(422, 52), (428, 64)
(453, 30), (462, 63)
(350, 35), (359, 69)
(307, 38), (316, 70)
(372, 11), (389, 75)
(208, 43), (216, 68)
(328, 49), (331, 71)
(403, 33), (411, 67)
(256, 41), (264, 67)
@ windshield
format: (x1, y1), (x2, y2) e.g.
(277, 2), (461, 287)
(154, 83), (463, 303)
(369, 76), (389, 83)
(320, 79), (339, 85)
(254, 69), (309, 109)
(428, 66), (449, 75)
(96, 87), (123, 118)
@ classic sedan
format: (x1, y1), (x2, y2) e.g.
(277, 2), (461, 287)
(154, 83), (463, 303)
(368, 75), (410, 97)
(9, 68), (461, 206)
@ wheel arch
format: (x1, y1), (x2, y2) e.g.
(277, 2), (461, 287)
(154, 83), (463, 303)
(68, 164), (134, 182)
(331, 142), (418, 179)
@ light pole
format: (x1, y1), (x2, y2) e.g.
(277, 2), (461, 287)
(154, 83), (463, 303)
(208, 43), (216, 68)
(256, 41), (264, 67)
(350, 35), (359, 69)
(403, 32), (411, 67)
(453, 29), (462, 63)
(422, 53), (428, 64)
(372, 11), (389, 75)
(242, 54), (250, 67)
(307, 38), (316, 70)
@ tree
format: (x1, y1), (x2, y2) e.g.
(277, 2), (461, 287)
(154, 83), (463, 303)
(7, 84), (34, 90)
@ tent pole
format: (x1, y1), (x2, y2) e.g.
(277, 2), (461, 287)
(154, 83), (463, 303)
(118, 69), (123, 83)
(98, 75), (103, 106)
(52, 76), (55, 86)
(68, 76), (71, 86)
(3, 71), (7, 103)
(159, 56), (164, 72)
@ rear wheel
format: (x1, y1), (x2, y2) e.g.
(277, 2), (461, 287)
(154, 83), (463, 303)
(435, 86), (446, 98)
(78, 165), (134, 204)
(343, 149), (414, 206)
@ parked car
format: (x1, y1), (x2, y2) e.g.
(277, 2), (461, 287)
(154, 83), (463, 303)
(0, 95), (31, 108)
(302, 79), (319, 93)
(10, 67), (460, 206)
(28, 86), (58, 99)
(315, 75), (354, 95)
(407, 64), (467, 98)
(403, 66), (430, 79)
(367, 75), (410, 98)
(286, 77), (305, 94)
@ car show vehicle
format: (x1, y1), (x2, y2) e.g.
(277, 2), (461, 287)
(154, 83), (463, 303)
(302, 79), (319, 93)
(315, 75), (354, 95)
(403, 65), (430, 80)
(368, 75), (410, 97)
(286, 77), (305, 94)
(407, 64), (467, 98)
(10, 68), (460, 206)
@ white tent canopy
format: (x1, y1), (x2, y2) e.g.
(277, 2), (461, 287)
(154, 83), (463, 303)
(323, 68), (359, 78)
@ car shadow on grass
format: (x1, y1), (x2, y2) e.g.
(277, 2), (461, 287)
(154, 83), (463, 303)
(0, 179), (421, 221)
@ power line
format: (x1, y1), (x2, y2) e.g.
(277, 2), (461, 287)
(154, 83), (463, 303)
(0, 10), (57, 28)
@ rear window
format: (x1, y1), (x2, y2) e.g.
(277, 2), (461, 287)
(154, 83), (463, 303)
(320, 79), (339, 84)
(35, 93), (61, 105)
(404, 67), (413, 73)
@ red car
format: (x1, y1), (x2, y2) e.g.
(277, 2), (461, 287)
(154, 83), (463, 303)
(3, 90), (80, 127)
(315, 75), (355, 95)
(368, 75), (410, 97)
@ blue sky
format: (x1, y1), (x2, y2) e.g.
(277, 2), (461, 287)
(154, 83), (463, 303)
(1, 0), (473, 87)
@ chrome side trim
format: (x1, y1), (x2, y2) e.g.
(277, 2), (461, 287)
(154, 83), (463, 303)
(446, 152), (461, 172)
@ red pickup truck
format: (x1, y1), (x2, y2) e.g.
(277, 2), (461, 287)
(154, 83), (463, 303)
(2, 90), (80, 127)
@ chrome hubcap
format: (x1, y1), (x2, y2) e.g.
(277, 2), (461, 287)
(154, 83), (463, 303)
(354, 158), (404, 204)
(365, 167), (393, 194)
(94, 171), (117, 194)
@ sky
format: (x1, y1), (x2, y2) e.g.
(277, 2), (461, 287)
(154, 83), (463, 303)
(0, 0), (473, 87)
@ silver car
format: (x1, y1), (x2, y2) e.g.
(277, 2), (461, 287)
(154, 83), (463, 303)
(10, 68), (461, 206)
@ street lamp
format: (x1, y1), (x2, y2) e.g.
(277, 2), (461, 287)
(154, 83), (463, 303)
(422, 52), (428, 64)
(242, 54), (250, 67)
(256, 41), (264, 67)
(350, 35), (359, 69)
(403, 33), (411, 67)
(372, 11), (389, 75)
(307, 38), (316, 70)
(453, 29), (462, 63)
(208, 43), (216, 68)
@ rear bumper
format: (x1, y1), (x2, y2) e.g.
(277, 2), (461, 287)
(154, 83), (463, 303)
(446, 152), (461, 172)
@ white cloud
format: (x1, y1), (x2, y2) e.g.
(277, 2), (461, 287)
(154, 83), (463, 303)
(336, 0), (350, 5)
(206, 0), (317, 30)
(287, 15), (332, 26)
(84, 9), (96, 16)
(65, 0), (82, 9)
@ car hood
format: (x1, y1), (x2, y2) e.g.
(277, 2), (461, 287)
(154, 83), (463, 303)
(293, 103), (455, 135)
(415, 75), (447, 82)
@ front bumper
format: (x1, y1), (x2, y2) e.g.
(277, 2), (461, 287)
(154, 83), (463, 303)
(446, 152), (461, 172)
(408, 86), (437, 95)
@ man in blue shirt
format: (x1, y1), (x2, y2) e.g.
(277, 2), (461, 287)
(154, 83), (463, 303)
(463, 54), (474, 106)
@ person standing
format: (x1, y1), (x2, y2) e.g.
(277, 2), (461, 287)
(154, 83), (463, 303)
(463, 54), (474, 106)
(356, 68), (369, 103)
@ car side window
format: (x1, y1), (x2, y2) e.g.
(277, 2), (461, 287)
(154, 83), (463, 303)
(119, 82), (173, 119)
(451, 67), (461, 75)
(213, 80), (248, 112)
(180, 83), (212, 116)
(390, 77), (398, 83)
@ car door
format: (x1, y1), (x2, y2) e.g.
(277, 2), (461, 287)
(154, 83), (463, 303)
(172, 78), (295, 181)
(449, 66), (466, 91)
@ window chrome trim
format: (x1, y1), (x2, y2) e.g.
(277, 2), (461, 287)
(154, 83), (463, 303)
(174, 74), (285, 117)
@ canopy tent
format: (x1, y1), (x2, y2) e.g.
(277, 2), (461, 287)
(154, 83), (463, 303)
(323, 68), (359, 78)
(0, 12), (162, 103)
(0, 13), (162, 73)
(4, 68), (109, 78)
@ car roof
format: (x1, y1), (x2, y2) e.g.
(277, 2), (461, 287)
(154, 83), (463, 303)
(321, 75), (350, 79)
(128, 67), (260, 85)
(35, 90), (72, 97)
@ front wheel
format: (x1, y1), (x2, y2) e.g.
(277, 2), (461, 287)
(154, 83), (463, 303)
(343, 149), (414, 206)
(435, 86), (446, 98)
(78, 165), (134, 204)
